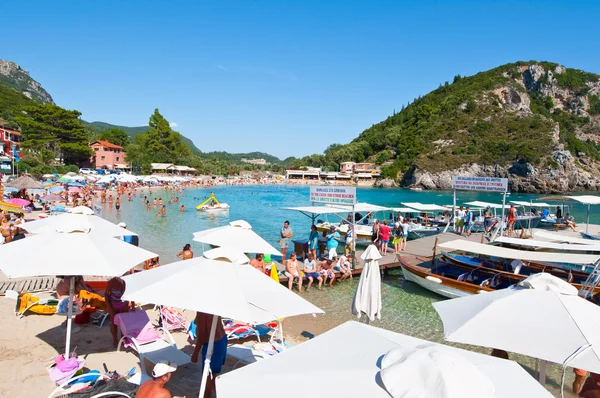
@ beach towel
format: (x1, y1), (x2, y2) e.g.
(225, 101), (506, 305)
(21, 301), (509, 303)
(159, 306), (187, 332)
(48, 357), (85, 385)
(17, 293), (58, 316)
(79, 290), (106, 310)
(114, 310), (161, 349)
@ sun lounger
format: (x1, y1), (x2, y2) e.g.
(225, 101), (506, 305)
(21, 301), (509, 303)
(115, 310), (190, 377)
(188, 318), (274, 343)
(159, 306), (188, 332)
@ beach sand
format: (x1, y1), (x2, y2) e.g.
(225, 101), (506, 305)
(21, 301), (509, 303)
(0, 294), (311, 398)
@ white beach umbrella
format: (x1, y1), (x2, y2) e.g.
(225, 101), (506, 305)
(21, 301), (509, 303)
(21, 213), (138, 238)
(0, 227), (157, 357)
(433, 273), (600, 383)
(122, 256), (323, 397)
(216, 321), (552, 398)
(352, 243), (382, 322)
(202, 247), (250, 264)
(68, 206), (94, 215)
(193, 220), (281, 256)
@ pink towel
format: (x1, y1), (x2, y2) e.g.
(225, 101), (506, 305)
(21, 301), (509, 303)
(114, 311), (160, 348)
(49, 358), (85, 385)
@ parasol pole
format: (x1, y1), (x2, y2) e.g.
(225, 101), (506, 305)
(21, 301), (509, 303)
(64, 277), (75, 357)
(198, 315), (218, 398)
(587, 203), (590, 234)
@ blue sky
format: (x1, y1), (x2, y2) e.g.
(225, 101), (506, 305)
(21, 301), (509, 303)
(3, 1), (599, 159)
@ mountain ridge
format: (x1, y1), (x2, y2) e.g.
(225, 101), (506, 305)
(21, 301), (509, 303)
(0, 60), (286, 165)
(291, 61), (600, 192)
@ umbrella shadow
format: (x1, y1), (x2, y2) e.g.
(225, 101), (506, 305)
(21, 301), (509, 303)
(35, 322), (120, 357)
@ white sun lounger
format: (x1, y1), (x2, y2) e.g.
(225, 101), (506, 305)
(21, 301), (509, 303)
(115, 310), (190, 377)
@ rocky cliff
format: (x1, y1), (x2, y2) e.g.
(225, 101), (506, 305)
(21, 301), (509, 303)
(0, 60), (54, 104)
(403, 63), (600, 193)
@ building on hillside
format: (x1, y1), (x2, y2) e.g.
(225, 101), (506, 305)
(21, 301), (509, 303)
(89, 140), (125, 170)
(355, 162), (374, 172)
(241, 158), (268, 165)
(150, 163), (196, 175)
(0, 121), (23, 174)
(285, 167), (320, 181)
(339, 162), (356, 173)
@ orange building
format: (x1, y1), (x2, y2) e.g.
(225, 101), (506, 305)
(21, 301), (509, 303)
(89, 140), (125, 169)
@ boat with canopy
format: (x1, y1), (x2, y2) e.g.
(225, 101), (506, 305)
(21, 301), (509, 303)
(196, 192), (230, 212)
(399, 240), (600, 298)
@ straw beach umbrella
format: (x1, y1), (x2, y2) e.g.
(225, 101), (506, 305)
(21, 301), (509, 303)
(6, 175), (42, 189)
(216, 321), (552, 398)
(352, 243), (382, 323)
(433, 273), (600, 388)
(0, 223), (157, 357)
(122, 257), (323, 397)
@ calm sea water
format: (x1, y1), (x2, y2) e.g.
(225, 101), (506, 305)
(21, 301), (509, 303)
(100, 185), (586, 396)
(101, 185), (598, 263)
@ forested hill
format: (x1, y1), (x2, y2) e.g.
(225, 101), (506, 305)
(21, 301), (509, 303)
(82, 121), (202, 153)
(0, 60), (285, 172)
(290, 61), (600, 193)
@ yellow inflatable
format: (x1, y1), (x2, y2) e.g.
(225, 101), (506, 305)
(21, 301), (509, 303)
(17, 293), (59, 316)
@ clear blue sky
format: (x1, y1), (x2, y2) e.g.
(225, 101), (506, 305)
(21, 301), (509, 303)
(3, 1), (599, 159)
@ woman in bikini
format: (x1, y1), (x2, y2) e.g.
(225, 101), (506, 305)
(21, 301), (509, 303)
(1, 214), (13, 243)
(105, 277), (131, 347)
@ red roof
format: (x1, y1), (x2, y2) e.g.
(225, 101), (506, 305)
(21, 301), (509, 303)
(90, 140), (123, 149)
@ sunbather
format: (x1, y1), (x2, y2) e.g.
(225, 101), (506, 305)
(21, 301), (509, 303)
(320, 259), (336, 286)
(191, 312), (227, 398)
(284, 253), (303, 292)
(105, 277), (131, 347)
(565, 213), (577, 232)
(333, 255), (352, 281)
(137, 361), (176, 398)
(303, 253), (322, 291)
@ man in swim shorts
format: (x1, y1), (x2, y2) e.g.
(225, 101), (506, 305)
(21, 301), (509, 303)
(192, 312), (227, 398)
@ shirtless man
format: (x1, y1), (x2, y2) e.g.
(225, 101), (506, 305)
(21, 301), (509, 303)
(284, 253), (303, 292)
(137, 361), (176, 398)
(250, 253), (266, 273)
(192, 312), (227, 398)
(56, 276), (87, 299)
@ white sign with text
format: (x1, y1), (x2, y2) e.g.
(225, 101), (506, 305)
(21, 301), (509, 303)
(310, 186), (357, 205)
(451, 176), (508, 193)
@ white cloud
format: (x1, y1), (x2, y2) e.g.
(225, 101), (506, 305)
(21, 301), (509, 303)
(170, 122), (178, 128)
(215, 64), (228, 71)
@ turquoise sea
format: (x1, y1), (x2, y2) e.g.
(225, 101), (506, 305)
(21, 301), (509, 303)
(101, 185), (588, 397)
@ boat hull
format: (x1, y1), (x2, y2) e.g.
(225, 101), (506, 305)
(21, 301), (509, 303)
(196, 203), (230, 212)
(580, 231), (600, 241)
(401, 264), (475, 298)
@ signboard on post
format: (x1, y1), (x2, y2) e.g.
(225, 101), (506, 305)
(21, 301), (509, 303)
(451, 176), (508, 193)
(309, 186), (357, 205)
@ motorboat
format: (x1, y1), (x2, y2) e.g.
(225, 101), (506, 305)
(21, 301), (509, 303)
(196, 192), (230, 212)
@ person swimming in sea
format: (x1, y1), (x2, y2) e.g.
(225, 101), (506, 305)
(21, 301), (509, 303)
(180, 204), (185, 212)
(146, 201), (151, 211)
(161, 205), (167, 216)
(153, 199), (157, 207)
(115, 198), (120, 212)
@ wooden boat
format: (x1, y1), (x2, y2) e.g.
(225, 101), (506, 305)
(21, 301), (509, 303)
(442, 253), (591, 284)
(399, 255), (600, 298)
(399, 256), (522, 298)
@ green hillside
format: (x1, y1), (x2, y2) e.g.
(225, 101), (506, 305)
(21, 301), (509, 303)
(83, 121), (202, 153)
(202, 151), (282, 164)
(290, 61), (600, 181)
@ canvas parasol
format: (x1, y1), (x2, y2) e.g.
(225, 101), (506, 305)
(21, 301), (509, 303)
(352, 243), (382, 322)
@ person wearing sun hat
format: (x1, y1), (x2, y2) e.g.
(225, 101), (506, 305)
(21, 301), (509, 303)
(137, 361), (177, 398)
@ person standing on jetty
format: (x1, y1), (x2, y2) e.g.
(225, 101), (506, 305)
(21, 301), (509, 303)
(279, 220), (293, 260)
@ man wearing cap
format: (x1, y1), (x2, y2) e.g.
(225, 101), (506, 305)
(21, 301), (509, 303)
(137, 360), (176, 398)
(326, 226), (341, 260)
